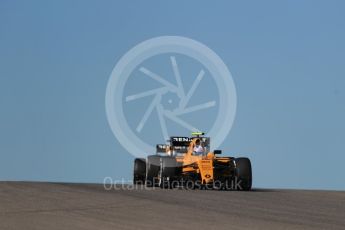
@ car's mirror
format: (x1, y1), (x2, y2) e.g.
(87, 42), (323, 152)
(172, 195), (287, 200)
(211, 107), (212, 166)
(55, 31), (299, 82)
(214, 150), (222, 155)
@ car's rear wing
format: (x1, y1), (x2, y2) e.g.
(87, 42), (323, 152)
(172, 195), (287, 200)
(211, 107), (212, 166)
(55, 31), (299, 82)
(170, 137), (191, 147)
(170, 136), (210, 147)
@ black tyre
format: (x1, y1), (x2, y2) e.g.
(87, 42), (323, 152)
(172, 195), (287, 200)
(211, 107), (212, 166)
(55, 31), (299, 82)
(133, 158), (146, 184)
(235, 157), (252, 191)
(146, 155), (160, 187)
(158, 157), (179, 188)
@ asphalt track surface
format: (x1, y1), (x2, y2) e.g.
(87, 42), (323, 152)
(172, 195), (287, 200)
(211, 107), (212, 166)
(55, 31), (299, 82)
(0, 182), (344, 230)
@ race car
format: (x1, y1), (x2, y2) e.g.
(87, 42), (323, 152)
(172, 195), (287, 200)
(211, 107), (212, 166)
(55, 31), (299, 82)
(133, 132), (252, 190)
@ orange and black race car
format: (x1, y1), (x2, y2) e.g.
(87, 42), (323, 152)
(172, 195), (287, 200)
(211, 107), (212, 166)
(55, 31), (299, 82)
(133, 132), (252, 190)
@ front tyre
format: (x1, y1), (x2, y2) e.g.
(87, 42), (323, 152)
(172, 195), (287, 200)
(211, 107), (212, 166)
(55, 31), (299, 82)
(146, 155), (160, 187)
(158, 157), (178, 189)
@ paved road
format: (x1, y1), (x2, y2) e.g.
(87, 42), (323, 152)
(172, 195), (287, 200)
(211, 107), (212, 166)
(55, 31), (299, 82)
(0, 182), (344, 230)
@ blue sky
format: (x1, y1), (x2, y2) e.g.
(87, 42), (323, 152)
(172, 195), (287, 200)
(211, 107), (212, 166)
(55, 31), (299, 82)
(0, 0), (344, 190)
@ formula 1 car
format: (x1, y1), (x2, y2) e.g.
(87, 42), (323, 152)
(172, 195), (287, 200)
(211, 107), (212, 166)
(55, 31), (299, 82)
(133, 132), (252, 190)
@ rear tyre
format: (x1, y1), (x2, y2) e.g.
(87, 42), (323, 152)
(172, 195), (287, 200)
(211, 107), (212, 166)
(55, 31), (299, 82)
(235, 157), (252, 191)
(133, 158), (146, 184)
(146, 155), (160, 187)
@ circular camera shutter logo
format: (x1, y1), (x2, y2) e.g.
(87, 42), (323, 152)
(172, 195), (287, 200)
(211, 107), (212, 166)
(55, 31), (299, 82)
(105, 36), (237, 158)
